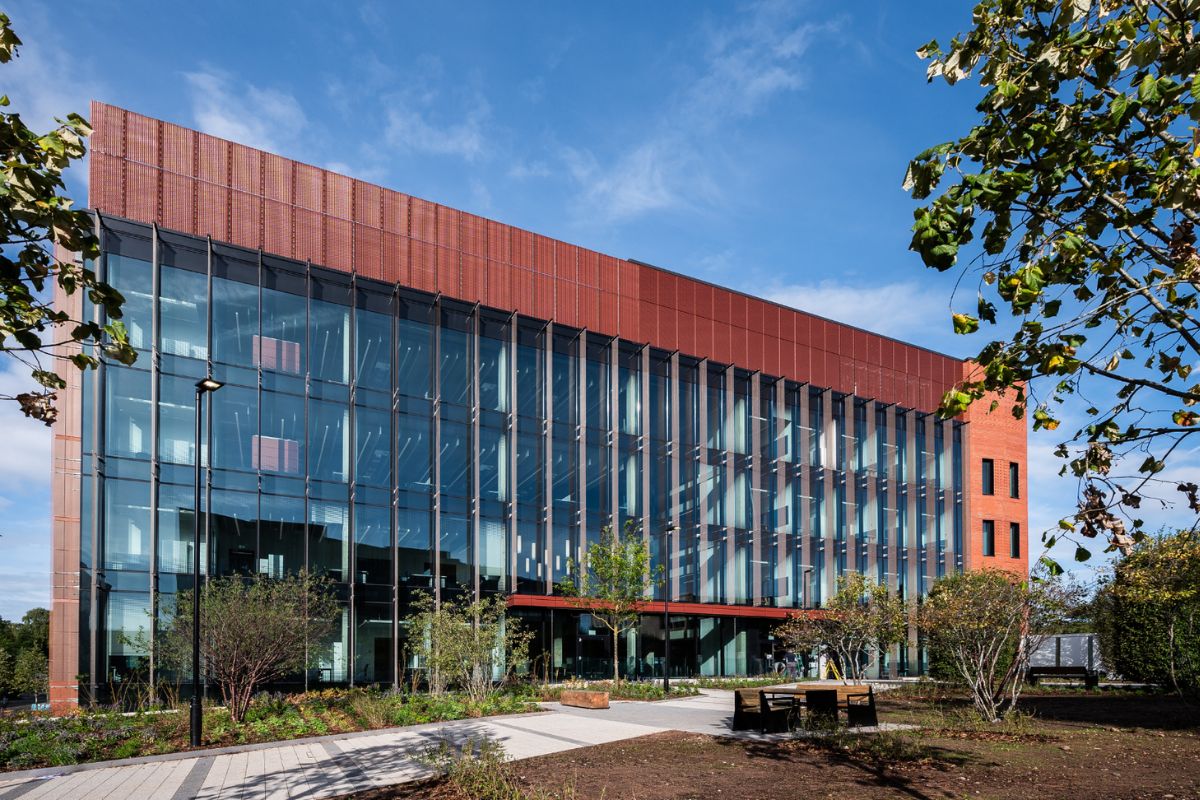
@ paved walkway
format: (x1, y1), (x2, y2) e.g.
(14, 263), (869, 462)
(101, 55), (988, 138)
(0, 689), (905, 800)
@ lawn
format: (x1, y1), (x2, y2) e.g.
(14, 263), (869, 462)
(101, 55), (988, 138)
(347, 688), (1200, 800)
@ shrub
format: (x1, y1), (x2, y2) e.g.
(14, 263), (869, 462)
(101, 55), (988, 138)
(1094, 530), (1200, 695)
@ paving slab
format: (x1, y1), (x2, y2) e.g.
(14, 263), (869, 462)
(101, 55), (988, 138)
(0, 690), (907, 800)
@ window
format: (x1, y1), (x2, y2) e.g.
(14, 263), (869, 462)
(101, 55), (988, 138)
(982, 520), (995, 556)
(981, 459), (995, 495)
(1009, 462), (1020, 498)
(1010, 522), (1021, 558)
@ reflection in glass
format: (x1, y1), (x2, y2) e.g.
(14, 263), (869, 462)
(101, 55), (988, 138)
(356, 307), (392, 393)
(212, 276), (258, 366)
(310, 501), (349, 582)
(311, 297), (350, 384)
(355, 504), (391, 585)
(105, 367), (151, 459)
(160, 266), (208, 360)
(104, 479), (151, 571)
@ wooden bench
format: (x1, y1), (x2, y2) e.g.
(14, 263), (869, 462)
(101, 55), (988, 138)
(1026, 665), (1099, 689)
(560, 689), (610, 709)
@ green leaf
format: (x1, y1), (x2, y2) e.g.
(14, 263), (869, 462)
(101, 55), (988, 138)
(1074, 546), (1091, 563)
(1109, 93), (1131, 126)
(1138, 74), (1159, 103)
(952, 313), (980, 334)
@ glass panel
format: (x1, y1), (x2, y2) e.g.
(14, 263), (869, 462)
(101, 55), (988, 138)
(479, 516), (506, 592)
(479, 326), (510, 413)
(211, 383), (257, 473)
(355, 405), (391, 487)
(259, 391), (304, 474)
(259, 493), (306, 576)
(106, 366), (151, 460)
(516, 430), (542, 506)
(260, 285), (307, 379)
(310, 500), (349, 583)
(354, 600), (393, 684)
(105, 592), (151, 680)
(517, 325), (544, 419)
(397, 318), (433, 399)
(310, 399), (349, 482)
(398, 506), (433, 589)
(397, 405), (432, 491)
(440, 420), (470, 498)
(356, 307), (392, 393)
(439, 513), (471, 594)
(209, 488), (258, 575)
(159, 374), (196, 465)
(440, 312), (471, 407)
(212, 276), (258, 367)
(479, 424), (508, 502)
(157, 482), (193, 574)
(355, 504), (391, 585)
(160, 265), (208, 360)
(311, 296), (350, 385)
(107, 255), (152, 351)
(104, 479), (152, 571)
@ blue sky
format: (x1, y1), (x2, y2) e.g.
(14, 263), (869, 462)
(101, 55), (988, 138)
(2, 0), (1181, 618)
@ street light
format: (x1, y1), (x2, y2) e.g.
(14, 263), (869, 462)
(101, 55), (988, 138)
(661, 522), (677, 695)
(191, 376), (223, 747)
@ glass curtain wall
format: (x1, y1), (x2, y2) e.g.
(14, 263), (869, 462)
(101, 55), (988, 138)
(85, 218), (965, 686)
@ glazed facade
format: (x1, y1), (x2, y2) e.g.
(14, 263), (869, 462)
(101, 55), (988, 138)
(48, 104), (1027, 707)
(78, 217), (965, 692)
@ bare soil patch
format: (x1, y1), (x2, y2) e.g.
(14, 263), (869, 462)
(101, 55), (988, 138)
(349, 693), (1200, 800)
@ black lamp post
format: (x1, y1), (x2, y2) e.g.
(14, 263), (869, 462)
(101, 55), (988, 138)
(191, 376), (223, 748)
(662, 522), (677, 695)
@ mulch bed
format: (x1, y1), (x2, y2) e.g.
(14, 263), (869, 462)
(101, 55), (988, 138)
(347, 693), (1200, 800)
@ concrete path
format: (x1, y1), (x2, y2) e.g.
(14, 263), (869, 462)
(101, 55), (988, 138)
(0, 689), (907, 800)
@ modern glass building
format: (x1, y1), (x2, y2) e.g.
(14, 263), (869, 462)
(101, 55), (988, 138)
(48, 104), (1029, 707)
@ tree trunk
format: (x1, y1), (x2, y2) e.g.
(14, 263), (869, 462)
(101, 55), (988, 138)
(613, 628), (620, 683)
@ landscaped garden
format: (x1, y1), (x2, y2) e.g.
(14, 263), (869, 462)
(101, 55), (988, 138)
(0, 688), (539, 771)
(341, 688), (1200, 800)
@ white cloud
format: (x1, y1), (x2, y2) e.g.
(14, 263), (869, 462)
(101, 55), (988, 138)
(184, 70), (307, 154)
(1, 8), (101, 132)
(766, 279), (945, 340)
(565, 1), (840, 225)
(0, 363), (52, 619)
(0, 364), (52, 483)
(563, 139), (718, 223)
(684, 3), (838, 125)
(384, 95), (489, 161)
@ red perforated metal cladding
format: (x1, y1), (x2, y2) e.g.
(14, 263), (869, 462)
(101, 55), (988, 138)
(88, 101), (968, 412)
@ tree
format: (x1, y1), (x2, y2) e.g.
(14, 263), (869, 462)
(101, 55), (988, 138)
(404, 592), (532, 703)
(557, 522), (662, 682)
(0, 647), (13, 700)
(158, 571), (338, 723)
(920, 570), (1080, 721)
(1094, 528), (1200, 694)
(775, 573), (908, 683)
(906, 1), (1200, 563)
(0, 13), (134, 424)
(13, 647), (46, 703)
(17, 608), (48, 655)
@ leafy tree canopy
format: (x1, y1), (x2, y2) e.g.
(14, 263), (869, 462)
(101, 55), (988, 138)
(558, 521), (663, 682)
(907, 0), (1200, 562)
(0, 13), (133, 424)
(775, 573), (907, 683)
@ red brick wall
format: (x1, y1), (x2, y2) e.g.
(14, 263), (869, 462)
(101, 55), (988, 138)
(87, 101), (961, 413)
(960, 362), (1029, 575)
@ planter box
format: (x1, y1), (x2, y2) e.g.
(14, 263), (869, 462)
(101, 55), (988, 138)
(560, 689), (610, 709)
